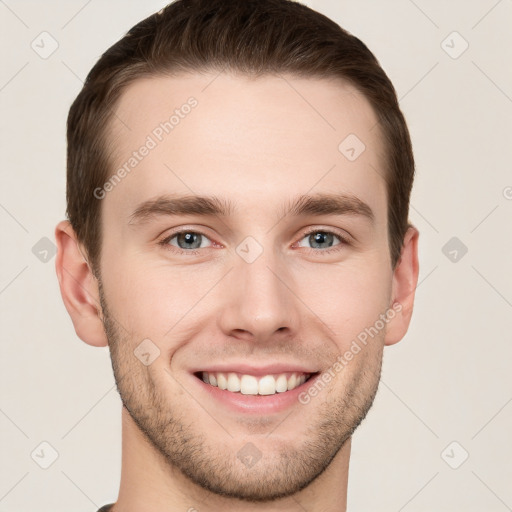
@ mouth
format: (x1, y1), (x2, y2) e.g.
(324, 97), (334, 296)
(193, 370), (319, 396)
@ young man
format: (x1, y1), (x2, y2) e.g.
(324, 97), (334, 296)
(55, 0), (419, 510)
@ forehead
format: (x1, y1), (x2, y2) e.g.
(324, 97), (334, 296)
(104, 72), (387, 227)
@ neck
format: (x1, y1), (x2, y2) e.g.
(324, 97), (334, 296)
(112, 408), (350, 512)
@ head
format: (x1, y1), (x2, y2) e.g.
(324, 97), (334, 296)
(56, 0), (419, 504)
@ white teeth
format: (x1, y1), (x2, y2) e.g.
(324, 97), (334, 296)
(217, 372), (228, 390)
(275, 374), (288, 393)
(227, 372), (241, 392)
(258, 375), (276, 395)
(240, 375), (259, 395)
(200, 371), (311, 395)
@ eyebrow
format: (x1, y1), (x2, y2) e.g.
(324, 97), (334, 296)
(128, 192), (375, 225)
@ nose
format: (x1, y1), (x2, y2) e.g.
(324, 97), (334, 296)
(217, 244), (302, 343)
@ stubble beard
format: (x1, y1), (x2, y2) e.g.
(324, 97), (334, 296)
(98, 281), (383, 503)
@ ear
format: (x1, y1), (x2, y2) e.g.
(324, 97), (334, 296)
(54, 220), (108, 347)
(384, 225), (420, 346)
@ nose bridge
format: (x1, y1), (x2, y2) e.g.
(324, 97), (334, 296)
(218, 239), (300, 339)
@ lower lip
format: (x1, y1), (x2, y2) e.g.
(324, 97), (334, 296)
(192, 373), (321, 414)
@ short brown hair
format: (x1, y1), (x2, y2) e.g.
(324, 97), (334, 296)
(66, 0), (415, 274)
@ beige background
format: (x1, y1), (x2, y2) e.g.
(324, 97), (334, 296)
(1, 0), (511, 510)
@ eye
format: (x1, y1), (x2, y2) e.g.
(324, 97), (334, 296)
(159, 229), (214, 254)
(158, 227), (350, 256)
(295, 229), (350, 255)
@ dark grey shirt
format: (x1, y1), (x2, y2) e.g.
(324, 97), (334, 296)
(97, 505), (114, 512)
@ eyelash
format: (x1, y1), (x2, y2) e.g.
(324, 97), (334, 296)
(158, 227), (351, 256)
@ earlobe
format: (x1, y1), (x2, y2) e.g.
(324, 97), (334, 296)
(54, 220), (108, 347)
(384, 225), (420, 346)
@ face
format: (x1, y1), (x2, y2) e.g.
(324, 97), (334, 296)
(97, 72), (395, 501)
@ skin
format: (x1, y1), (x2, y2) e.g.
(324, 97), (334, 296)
(55, 72), (419, 511)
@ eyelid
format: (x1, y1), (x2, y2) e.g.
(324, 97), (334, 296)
(158, 227), (218, 254)
(297, 226), (352, 245)
(292, 227), (352, 256)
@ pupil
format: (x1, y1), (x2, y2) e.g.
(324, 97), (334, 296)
(179, 232), (201, 249)
(311, 232), (332, 249)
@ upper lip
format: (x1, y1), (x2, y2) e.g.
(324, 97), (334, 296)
(191, 363), (319, 377)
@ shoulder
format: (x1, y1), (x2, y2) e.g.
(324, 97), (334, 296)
(97, 505), (115, 512)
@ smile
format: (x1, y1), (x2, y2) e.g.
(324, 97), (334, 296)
(195, 371), (315, 396)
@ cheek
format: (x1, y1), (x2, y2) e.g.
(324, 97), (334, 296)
(296, 258), (392, 342)
(101, 252), (217, 343)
